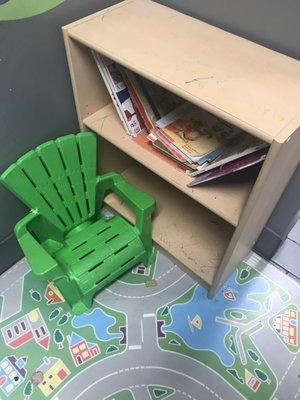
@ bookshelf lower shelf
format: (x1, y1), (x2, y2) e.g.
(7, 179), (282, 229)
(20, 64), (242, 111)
(104, 163), (234, 286)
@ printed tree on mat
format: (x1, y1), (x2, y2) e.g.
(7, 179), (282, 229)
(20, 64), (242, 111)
(54, 328), (65, 349)
(23, 381), (33, 400)
(30, 290), (42, 302)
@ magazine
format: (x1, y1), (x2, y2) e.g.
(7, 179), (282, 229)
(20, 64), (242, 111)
(187, 149), (267, 186)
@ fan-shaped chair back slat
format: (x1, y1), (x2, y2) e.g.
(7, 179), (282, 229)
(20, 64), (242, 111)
(1, 132), (97, 231)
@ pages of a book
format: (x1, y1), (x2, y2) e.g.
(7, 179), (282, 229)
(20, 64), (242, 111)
(189, 134), (268, 176)
(187, 149), (267, 187)
(147, 131), (189, 163)
(152, 139), (198, 171)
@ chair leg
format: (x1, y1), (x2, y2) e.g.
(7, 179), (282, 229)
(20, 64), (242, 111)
(71, 295), (94, 315)
(137, 211), (154, 265)
(145, 247), (157, 268)
(55, 277), (92, 314)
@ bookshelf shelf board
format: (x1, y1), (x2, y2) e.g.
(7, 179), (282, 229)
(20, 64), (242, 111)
(84, 103), (254, 227)
(104, 163), (234, 285)
(66, 0), (300, 143)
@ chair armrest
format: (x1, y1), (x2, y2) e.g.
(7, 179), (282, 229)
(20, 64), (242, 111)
(96, 172), (155, 222)
(15, 211), (65, 280)
(96, 172), (155, 257)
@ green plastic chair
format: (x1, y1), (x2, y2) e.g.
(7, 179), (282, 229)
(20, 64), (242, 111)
(1, 132), (155, 314)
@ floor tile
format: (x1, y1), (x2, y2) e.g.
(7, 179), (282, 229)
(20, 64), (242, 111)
(288, 217), (300, 244)
(273, 238), (300, 278)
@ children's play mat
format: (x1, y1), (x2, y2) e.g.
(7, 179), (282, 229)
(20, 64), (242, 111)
(0, 248), (299, 400)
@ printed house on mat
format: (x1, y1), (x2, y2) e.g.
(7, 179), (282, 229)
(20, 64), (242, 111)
(44, 282), (64, 304)
(273, 308), (298, 346)
(1, 308), (50, 350)
(37, 356), (70, 397)
(68, 332), (100, 366)
(0, 356), (27, 397)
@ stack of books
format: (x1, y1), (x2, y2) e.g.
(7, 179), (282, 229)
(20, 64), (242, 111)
(93, 51), (269, 186)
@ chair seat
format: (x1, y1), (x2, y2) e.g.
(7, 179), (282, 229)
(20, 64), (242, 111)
(55, 215), (146, 294)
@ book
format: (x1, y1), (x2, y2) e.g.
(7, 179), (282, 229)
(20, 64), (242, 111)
(132, 131), (190, 171)
(93, 52), (144, 136)
(121, 68), (157, 132)
(187, 148), (267, 187)
(155, 103), (239, 163)
(189, 133), (268, 176)
(147, 130), (189, 163)
(152, 139), (199, 171)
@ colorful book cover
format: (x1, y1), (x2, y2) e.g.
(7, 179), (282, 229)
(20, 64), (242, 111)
(187, 149), (267, 187)
(156, 103), (238, 162)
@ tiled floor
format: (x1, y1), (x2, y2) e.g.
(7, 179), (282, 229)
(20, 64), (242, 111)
(273, 217), (300, 279)
(0, 248), (299, 400)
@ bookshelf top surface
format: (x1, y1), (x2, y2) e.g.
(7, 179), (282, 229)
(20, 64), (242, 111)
(64, 0), (300, 143)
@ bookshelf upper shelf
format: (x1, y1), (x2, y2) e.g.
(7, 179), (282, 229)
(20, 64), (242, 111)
(64, 0), (300, 143)
(84, 103), (254, 227)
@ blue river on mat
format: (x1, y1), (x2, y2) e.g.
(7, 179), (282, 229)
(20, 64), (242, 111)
(163, 269), (270, 366)
(72, 308), (122, 341)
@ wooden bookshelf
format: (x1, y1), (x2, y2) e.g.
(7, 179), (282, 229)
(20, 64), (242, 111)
(62, 0), (300, 296)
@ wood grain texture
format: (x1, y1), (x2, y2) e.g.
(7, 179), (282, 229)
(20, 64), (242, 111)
(65, 0), (300, 142)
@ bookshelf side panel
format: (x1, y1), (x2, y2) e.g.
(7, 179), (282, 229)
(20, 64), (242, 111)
(63, 32), (110, 128)
(209, 127), (300, 296)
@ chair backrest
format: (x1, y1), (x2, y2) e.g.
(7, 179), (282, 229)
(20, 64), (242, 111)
(1, 132), (97, 231)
